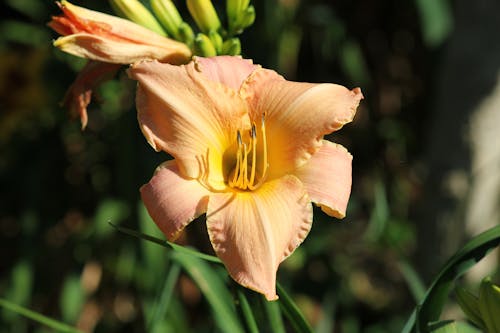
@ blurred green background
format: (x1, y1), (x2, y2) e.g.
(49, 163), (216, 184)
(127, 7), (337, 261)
(1, 0), (499, 332)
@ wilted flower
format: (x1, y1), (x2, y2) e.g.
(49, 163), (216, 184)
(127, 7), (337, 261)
(128, 56), (362, 300)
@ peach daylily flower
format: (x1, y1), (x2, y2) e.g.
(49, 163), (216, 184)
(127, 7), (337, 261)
(128, 56), (363, 300)
(48, 0), (192, 128)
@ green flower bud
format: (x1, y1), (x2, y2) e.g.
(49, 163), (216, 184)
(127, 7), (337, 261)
(186, 0), (221, 34)
(208, 30), (223, 53)
(239, 5), (255, 30)
(479, 278), (500, 333)
(109, 0), (167, 36)
(178, 22), (195, 47)
(221, 38), (241, 55)
(226, 0), (250, 22)
(150, 0), (183, 38)
(228, 5), (255, 35)
(193, 33), (217, 57)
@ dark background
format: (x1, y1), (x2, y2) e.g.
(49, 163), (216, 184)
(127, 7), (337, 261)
(1, 0), (499, 331)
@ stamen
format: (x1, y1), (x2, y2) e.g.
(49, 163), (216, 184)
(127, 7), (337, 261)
(248, 124), (257, 186)
(228, 113), (269, 191)
(229, 131), (243, 187)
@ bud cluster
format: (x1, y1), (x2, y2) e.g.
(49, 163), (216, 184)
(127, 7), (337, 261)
(109, 0), (256, 57)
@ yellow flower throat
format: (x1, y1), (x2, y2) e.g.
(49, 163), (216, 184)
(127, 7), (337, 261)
(228, 116), (268, 191)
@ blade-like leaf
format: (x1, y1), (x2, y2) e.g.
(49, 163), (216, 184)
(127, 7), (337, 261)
(455, 286), (483, 330)
(277, 283), (314, 333)
(171, 251), (244, 333)
(236, 289), (259, 333)
(402, 224), (500, 333)
(112, 223), (315, 333)
(263, 297), (286, 333)
(428, 320), (481, 333)
(478, 277), (500, 333)
(110, 223), (222, 263)
(0, 297), (83, 333)
(148, 263), (181, 330)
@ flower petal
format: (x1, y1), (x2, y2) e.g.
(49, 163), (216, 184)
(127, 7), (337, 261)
(241, 68), (362, 178)
(49, 1), (191, 64)
(62, 61), (121, 129)
(193, 56), (259, 91)
(140, 160), (210, 240)
(54, 33), (190, 64)
(295, 140), (353, 218)
(128, 60), (250, 189)
(206, 175), (313, 300)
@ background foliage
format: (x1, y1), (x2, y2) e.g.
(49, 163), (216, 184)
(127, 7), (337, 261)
(1, 0), (499, 332)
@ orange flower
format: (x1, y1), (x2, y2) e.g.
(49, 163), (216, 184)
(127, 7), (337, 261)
(48, 0), (192, 128)
(128, 56), (363, 300)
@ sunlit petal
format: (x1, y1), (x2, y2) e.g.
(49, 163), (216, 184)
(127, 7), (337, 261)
(295, 140), (353, 218)
(242, 68), (362, 178)
(140, 160), (210, 240)
(194, 56), (258, 91)
(206, 175), (313, 300)
(62, 61), (120, 129)
(128, 60), (250, 188)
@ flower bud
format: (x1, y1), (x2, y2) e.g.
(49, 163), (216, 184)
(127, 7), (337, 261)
(186, 0), (221, 34)
(221, 38), (241, 55)
(239, 5), (255, 29)
(193, 33), (217, 57)
(150, 0), (183, 38)
(110, 0), (166, 36)
(208, 30), (223, 53)
(178, 22), (195, 47)
(226, 0), (250, 22)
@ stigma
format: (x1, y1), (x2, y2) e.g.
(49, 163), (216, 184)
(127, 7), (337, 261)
(228, 114), (268, 191)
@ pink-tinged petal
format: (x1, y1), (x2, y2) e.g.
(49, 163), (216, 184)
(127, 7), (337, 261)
(54, 33), (190, 64)
(62, 61), (121, 129)
(206, 175), (313, 300)
(49, 1), (191, 64)
(295, 140), (353, 218)
(141, 160), (210, 240)
(128, 60), (250, 188)
(241, 68), (362, 178)
(193, 56), (259, 91)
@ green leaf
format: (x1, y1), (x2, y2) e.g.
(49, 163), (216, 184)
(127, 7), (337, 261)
(277, 283), (314, 333)
(414, 0), (453, 47)
(263, 297), (285, 333)
(110, 223), (222, 263)
(0, 298), (83, 333)
(455, 287), (484, 330)
(236, 289), (259, 333)
(364, 179), (389, 242)
(478, 277), (500, 333)
(94, 198), (129, 238)
(402, 224), (500, 333)
(112, 223), (315, 333)
(171, 251), (244, 333)
(399, 260), (426, 302)
(59, 275), (85, 323)
(428, 320), (481, 333)
(148, 263), (181, 330)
